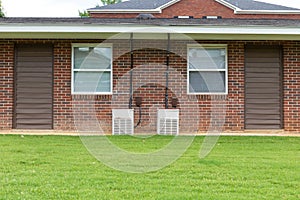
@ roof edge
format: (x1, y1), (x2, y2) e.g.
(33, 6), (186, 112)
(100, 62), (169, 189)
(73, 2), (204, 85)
(158, 0), (181, 10)
(214, 0), (241, 11)
(235, 10), (300, 14)
(88, 0), (181, 14)
(215, 0), (300, 15)
(2, 24), (300, 41)
(87, 9), (161, 14)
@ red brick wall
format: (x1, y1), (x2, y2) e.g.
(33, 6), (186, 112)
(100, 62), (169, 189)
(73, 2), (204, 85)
(226, 42), (245, 131)
(90, 0), (300, 19)
(53, 42), (74, 130)
(0, 41), (14, 129)
(51, 39), (247, 133)
(1, 39), (300, 133)
(283, 41), (300, 131)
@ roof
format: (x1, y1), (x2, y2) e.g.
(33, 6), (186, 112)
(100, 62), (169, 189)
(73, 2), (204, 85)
(216, 0), (300, 14)
(1, 17), (300, 26)
(1, 17), (300, 41)
(88, 0), (180, 13)
(92, 0), (175, 10)
(219, 0), (299, 10)
(88, 0), (300, 14)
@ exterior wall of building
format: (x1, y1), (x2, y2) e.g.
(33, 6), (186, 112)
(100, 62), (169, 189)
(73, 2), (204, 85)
(53, 39), (246, 133)
(0, 39), (299, 132)
(90, 0), (300, 19)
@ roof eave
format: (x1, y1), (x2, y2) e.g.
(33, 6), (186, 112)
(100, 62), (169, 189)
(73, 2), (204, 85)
(1, 24), (300, 41)
(214, 0), (240, 11)
(235, 10), (300, 14)
(215, 0), (300, 15)
(87, 0), (180, 14)
(158, 0), (181, 10)
(87, 9), (161, 14)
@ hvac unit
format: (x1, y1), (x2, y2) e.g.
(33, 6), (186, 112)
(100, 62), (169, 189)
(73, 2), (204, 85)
(112, 109), (134, 135)
(157, 109), (179, 135)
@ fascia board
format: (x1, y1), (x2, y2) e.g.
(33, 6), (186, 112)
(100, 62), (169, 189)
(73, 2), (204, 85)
(1, 24), (300, 40)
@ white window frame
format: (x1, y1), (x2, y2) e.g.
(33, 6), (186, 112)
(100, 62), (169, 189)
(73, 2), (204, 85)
(187, 44), (228, 95)
(71, 43), (113, 95)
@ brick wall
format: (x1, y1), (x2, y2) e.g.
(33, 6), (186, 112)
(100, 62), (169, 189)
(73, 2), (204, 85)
(0, 40), (14, 129)
(52, 39), (247, 133)
(283, 41), (300, 131)
(1, 39), (300, 133)
(53, 42), (74, 130)
(90, 0), (300, 19)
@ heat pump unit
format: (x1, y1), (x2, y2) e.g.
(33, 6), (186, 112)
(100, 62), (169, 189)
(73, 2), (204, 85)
(157, 109), (179, 135)
(112, 109), (134, 135)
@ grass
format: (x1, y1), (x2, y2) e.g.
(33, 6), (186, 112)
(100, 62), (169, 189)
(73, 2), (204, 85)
(0, 135), (299, 199)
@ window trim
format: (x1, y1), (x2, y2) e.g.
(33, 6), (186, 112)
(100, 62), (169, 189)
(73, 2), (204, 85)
(187, 44), (228, 95)
(71, 43), (113, 95)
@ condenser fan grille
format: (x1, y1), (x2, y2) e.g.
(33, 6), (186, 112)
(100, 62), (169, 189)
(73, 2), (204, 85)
(112, 109), (134, 135)
(157, 109), (179, 135)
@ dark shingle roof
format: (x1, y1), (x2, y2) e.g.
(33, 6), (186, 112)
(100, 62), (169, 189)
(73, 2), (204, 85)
(90, 0), (174, 10)
(222, 0), (299, 10)
(88, 0), (300, 11)
(1, 17), (300, 27)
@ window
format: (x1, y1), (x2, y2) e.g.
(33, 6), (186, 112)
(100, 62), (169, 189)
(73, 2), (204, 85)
(188, 45), (227, 94)
(72, 44), (112, 94)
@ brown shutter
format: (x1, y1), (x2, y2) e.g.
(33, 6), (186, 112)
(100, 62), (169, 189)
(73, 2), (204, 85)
(245, 46), (283, 129)
(14, 45), (53, 129)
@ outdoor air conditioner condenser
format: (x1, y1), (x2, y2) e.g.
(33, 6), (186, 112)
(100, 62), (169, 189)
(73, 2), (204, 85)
(157, 109), (179, 135)
(112, 109), (134, 135)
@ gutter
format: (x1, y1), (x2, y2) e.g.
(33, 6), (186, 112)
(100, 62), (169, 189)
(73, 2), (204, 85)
(1, 23), (300, 40)
(1, 23), (300, 33)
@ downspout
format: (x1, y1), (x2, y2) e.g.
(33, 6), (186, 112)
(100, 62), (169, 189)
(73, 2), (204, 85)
(165, 33), (171, 109)
(129, 33), (133, 109)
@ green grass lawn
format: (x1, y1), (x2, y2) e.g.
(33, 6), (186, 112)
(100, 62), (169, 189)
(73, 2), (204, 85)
(0, 135), (299, 200)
